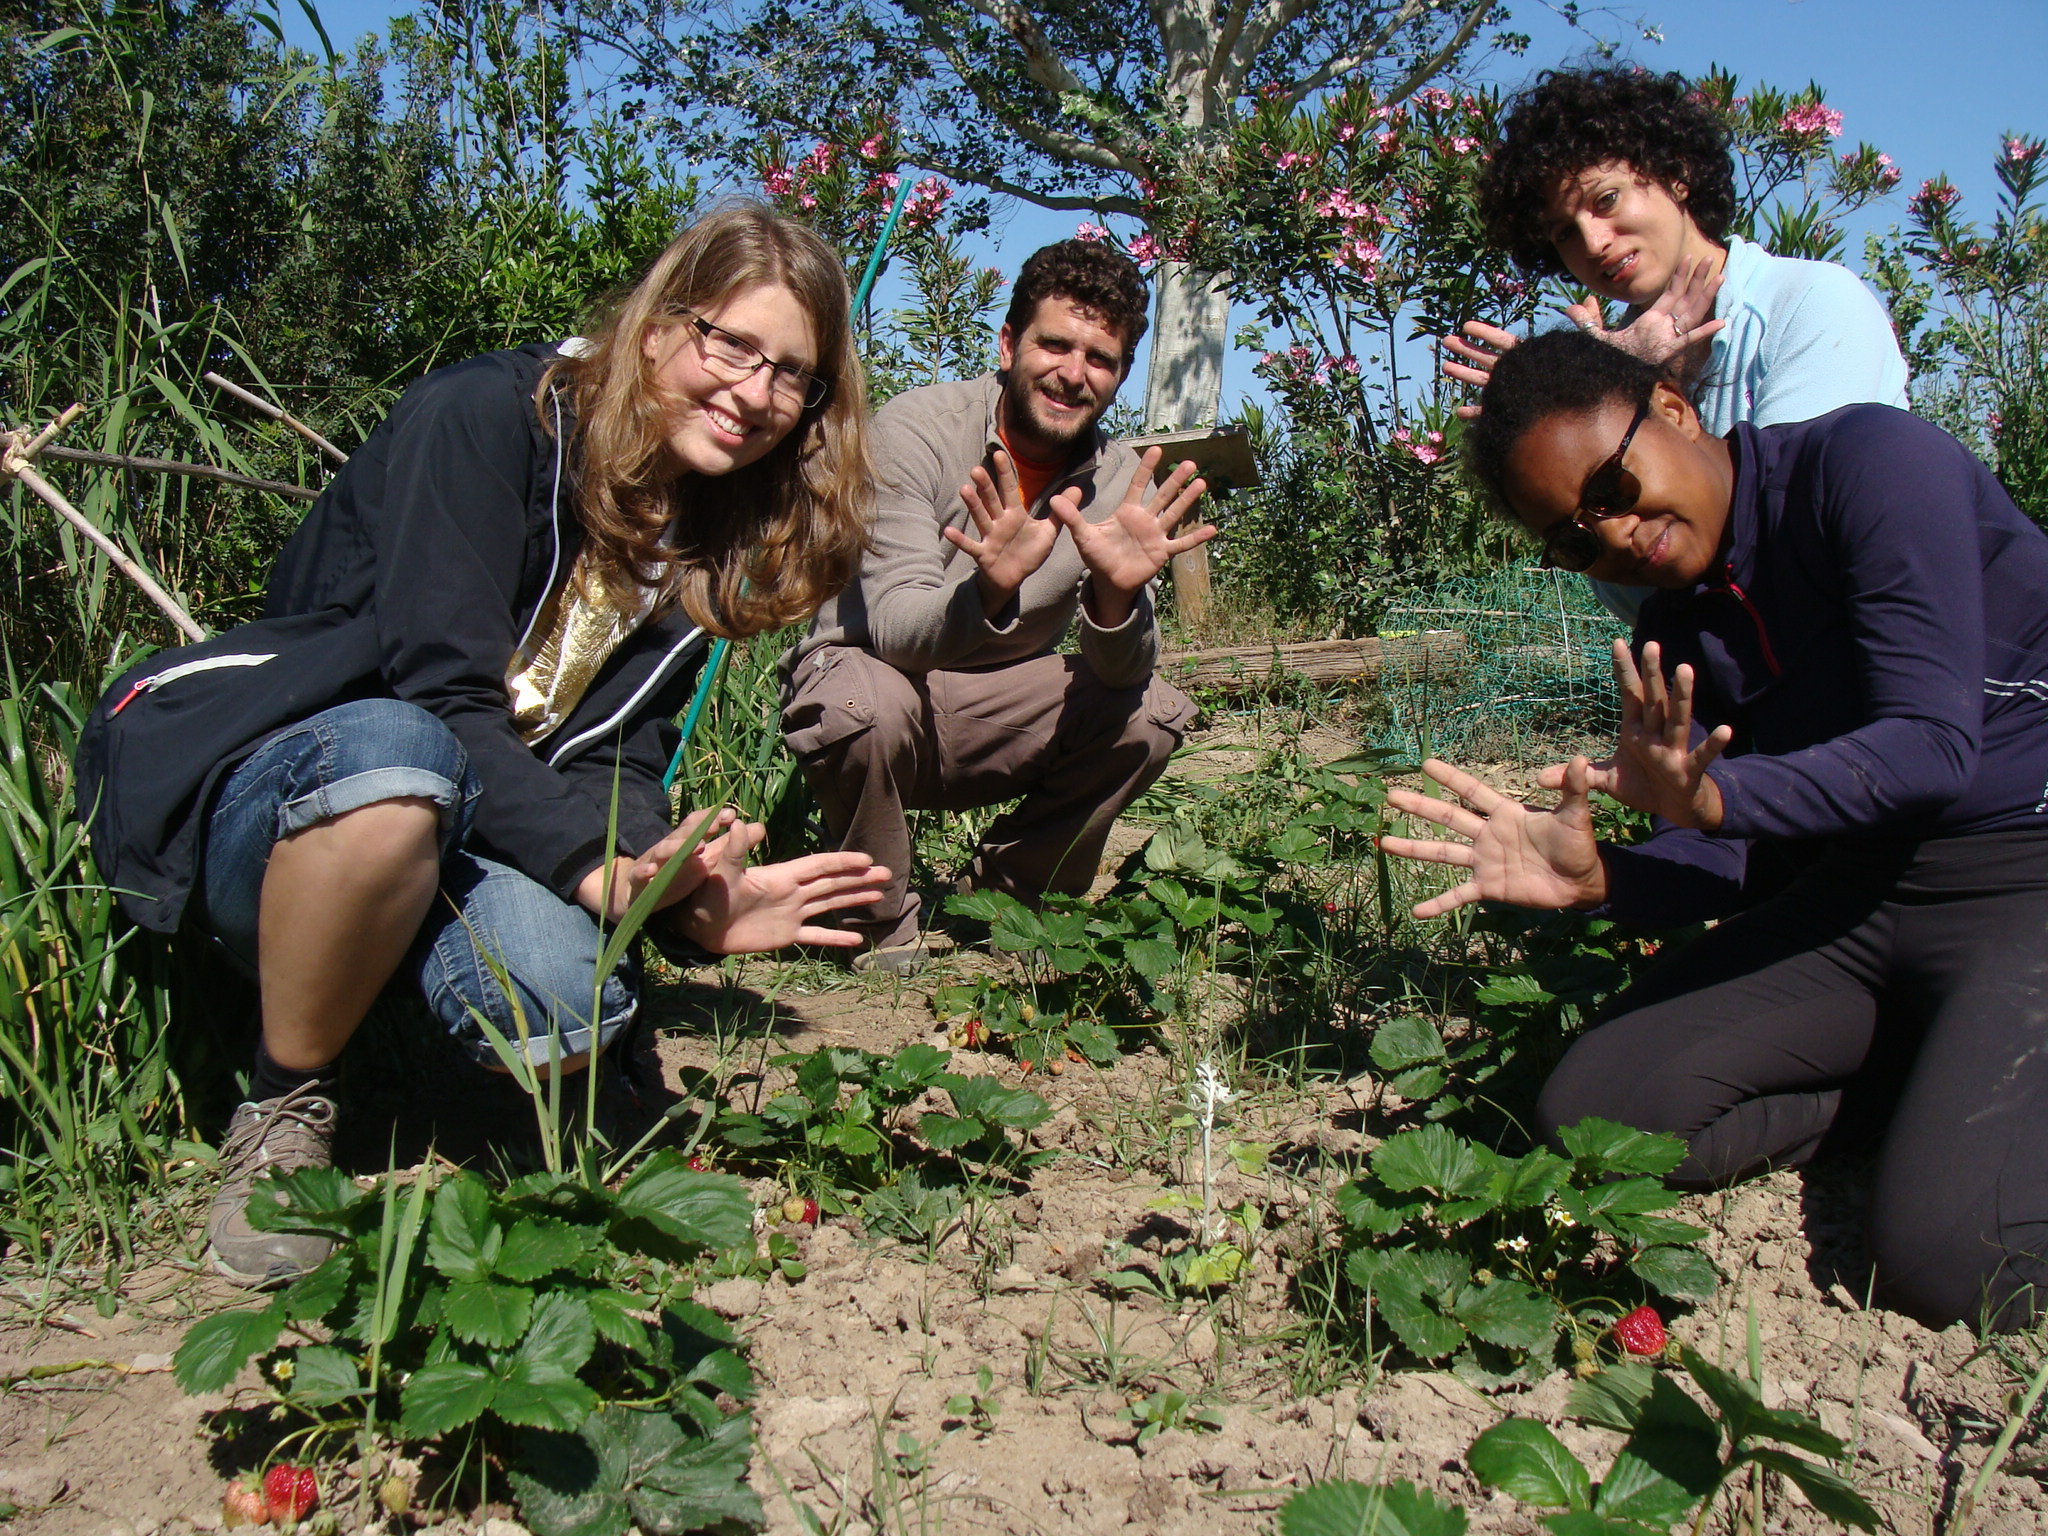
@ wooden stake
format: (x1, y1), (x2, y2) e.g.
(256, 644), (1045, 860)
(34, 443), (319, 503)
(3, 421), (208, 644)
(203, 371), (349, 465)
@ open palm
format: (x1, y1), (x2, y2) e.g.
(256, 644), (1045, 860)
(1380, 758), (1608, 918)
(1051, 447), (1213, 595)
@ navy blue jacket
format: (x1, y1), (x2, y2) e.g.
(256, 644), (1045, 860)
(1599, 405), (2048, 926)
(74, 345), (711, 935)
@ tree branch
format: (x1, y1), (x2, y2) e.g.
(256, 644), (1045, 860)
(905, 150), (1145, 216)
(1384, 0), (1496, 105)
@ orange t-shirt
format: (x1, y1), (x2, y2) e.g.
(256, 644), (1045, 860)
(995, 425), (1066, 512)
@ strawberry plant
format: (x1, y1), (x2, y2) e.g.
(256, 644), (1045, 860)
(1332, 1117), (1716, 1379)
(708, 1042), (1051, 1211)
(1276, 1346), (1878, 1534)
(173, 1154), (762, 1534)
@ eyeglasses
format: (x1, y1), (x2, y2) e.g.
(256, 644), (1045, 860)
(678, 310), (830, 410)
(1536, 399), (1651, 573)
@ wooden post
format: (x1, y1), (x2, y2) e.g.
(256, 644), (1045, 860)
(1170, 547), (1212, 629)
(1117, 425), (1258, 638)
(204, 372), (348, 465)
(2, 411), (208, 644)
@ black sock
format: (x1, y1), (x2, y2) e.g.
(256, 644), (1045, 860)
(249, 1041), (340, 1105)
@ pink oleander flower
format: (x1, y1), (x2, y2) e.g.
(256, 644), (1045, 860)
(1278, 150), (1318, 173)
(1989, 411), (2004, 432)
(1335, 122), (1360, 142)
(1336, 354), (1360, 374)
(1415, 87), (1454, 111)
(1375, 129), (1399, 155)
(1138, 177), (1159, 199)
(902, 176), (952, 227)
(798, 142), (838, 174)
(1334, 238), (1383, 276)
(798, 191), (818, 209)
(1912, 178), (1961, 217)
(1075, 221), (1109, 242)
(1488, 271), (1529, 301)
(864, 172), (901, 199)
(763, 166), (796, 197)
(1127, 232), (1163, 266)
(2005, 137), (2042, 165)
(1447, 135), (1479, 154)
(1779, 103), (1844, 139)
(858, 133), (887, 161)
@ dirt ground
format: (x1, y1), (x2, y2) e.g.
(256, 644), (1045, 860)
(3, 956), (2045, 1535)
(4, 728), (2045, 1535)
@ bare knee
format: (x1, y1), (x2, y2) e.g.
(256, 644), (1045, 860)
(279, 796), (441, 876)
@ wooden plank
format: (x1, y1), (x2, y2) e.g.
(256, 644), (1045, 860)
(1160, 631), (1470, 694)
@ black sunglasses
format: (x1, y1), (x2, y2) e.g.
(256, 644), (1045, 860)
(1537, 399), (1651, 573)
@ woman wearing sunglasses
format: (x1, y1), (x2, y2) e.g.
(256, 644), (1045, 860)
(1441, 66), (1908, 625)
(1381, 328), (2048, 1331)
(75, 203), (891, 1286)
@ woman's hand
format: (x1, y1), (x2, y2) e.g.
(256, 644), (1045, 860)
(1563, 255), (1726, 366)
(673, 821), (891, 952)
(1439, 321), (1520, 420)
(1380, 757), (1609, 918)
(1537, 640), (1731, 829)
(576, 806), (739, 922)
(946, 451), (1060, 616)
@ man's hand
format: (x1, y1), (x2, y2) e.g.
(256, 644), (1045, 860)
(1538, 640), (1730, 829)
(576, 806), (738, 922)
(1052, 447), (1214, 628)
(945, 450), (1061, 618)
(672, 821), (892, 952)
(1562, 256), (1726, 366)
(1380, 757), (1609, 918)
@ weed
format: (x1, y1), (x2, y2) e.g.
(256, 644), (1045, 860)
(1118, 1386), (1225, 1445)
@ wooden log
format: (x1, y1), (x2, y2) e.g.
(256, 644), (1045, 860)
(1160, 631), (1469, 695)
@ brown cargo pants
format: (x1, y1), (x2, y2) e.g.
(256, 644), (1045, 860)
(781, 646), (1198, 947)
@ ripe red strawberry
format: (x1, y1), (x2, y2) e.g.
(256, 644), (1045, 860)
(1613, 1305), (1668, 1357)
(963, 1017), (984, 1049)
(800, 1195), (819, 1224)
(687, 1152), (710, 1172)
(222, 1478), (270, 1528)
(781, 1194), (819, 1225)
(264, 1463), (319, 1522)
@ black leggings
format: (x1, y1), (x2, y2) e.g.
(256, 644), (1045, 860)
(1537, 824), (2048, 1331)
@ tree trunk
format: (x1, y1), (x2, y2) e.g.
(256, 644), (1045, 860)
(1143, 260), (1229, 629)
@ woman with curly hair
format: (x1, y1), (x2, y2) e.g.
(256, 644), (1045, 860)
(75, 203), (891, 1286)
(1443, 66), (1908, 622)
(1386, 328), (2048, 1331)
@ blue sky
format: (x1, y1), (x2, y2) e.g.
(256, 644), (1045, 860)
(278, 0), (2045, 415)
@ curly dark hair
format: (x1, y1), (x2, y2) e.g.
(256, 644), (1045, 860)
(1478, 66), (1736, 277)
(1003, 239), (1151, 364)
(1466, 329), (1663, 510)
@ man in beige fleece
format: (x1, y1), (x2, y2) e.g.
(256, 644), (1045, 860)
(781, 239), (1215, 972)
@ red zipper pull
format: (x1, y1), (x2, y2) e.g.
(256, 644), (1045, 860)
(107, 677), (151, 717)
(1720, 565), (1783, 677)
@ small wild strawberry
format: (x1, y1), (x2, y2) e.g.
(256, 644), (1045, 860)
(963, 1017), (984, 1049)
(222, 1478), (270, 1528)
(782, 1194), (819, 1225)
(1613, 1305), (1668, 1357)
(687, 1152), (710, 1172)
(264, 1463), (318, 1523)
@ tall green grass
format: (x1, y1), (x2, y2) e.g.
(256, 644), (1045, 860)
(0, 669), (192, 1272)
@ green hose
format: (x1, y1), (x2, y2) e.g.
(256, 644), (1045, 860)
(661, 170), (919, 794)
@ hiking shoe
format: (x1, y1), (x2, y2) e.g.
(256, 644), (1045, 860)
(206, 1082), (340, 1288)
(850, 933), (955, 977)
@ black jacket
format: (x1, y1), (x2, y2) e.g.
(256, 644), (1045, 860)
(74, 344), (710, 935)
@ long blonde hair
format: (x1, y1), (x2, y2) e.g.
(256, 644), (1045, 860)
(540, 202), (871, 637)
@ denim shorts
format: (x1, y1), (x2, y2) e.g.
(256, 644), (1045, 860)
(199, 698), (638, 1066)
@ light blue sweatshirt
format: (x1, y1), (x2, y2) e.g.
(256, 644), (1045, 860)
(1592, 234), (1910, 624)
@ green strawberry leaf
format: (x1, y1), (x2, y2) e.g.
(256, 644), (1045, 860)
(611, 1154), (754, 1252)
(426, 1173), (501, 1282)
(243, 1165), (372, 1233)
(1630, 1244), (1720, 1304)
(1454, 1279), (1557, 1350)
(284, 1343), (363, 1407)
(442, 1278), (532, 1348)
(1591, 1446), (1705, 1526)
(1556, 1118), (1688, 1178)
(278, 1251), (356, 1323)
(400, 1360), (498, 1437)
(1372, 1125), (1492, 1200)
(519, 1291), (598, 1378)
(1065, 1017), (1120, 1064)
(1122, 936), (1181, 981)
(495, 1214), (592, 1282)
(946, 1077), (1050, 1130)
(173, 1303), (284, 1394)
(1370, 1015), (1449, 1072)
(919, 1113), (988, 1150)
(1565, 1364), (1657, 1431)
(1468, 1418), (1593, 1511)
(510, 1407), (761, 1536)
(494, 1362), (599, 1433)
(1277, 1478), (1468, 1536)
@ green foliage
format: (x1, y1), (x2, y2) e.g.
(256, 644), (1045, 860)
(1281, 1344), (1878, 1534)
(174, 1156), (761, 1530)
(1869, 135), (2048, 522)
(1331, 1118), (1714, 1378)
(706, 1040), (1051, 1214)
(1117, 1387), (1224, 1445)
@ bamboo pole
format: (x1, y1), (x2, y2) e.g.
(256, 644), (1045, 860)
(33, 443), (320, 502)
(203, 371), (349, 465)
(2, 411), (208, 644)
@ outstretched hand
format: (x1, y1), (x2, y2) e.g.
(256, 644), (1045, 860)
(1535, 639), (1731, 829)
(1561, 255), (1726, 366)
(1439, 320), (1520, 420)
(1052, 447), (1214, 626)
(672, 820), (890, 953)
(945, 450), (1060, 613)
(1379, 757), (1608, 918)
(579, 806), (739, 922)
